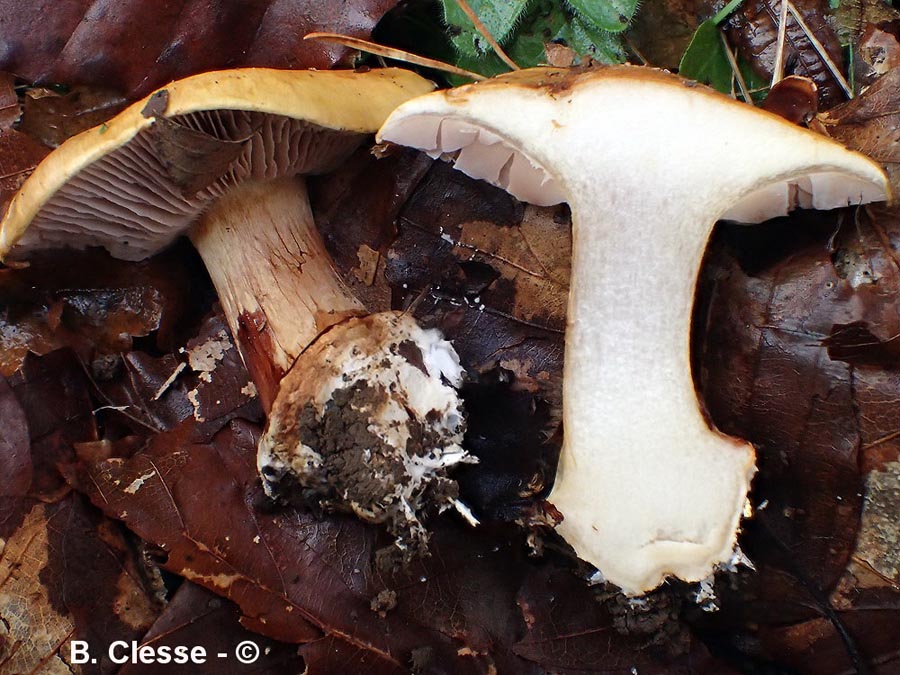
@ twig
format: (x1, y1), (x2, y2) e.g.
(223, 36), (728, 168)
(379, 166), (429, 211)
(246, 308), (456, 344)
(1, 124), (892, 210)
(771, 0), (789, 87)
(720, 30), (752, 102)
(786, 0), (854, 98)
(453, 0), (520, 71)
(303, 33), (487, 81)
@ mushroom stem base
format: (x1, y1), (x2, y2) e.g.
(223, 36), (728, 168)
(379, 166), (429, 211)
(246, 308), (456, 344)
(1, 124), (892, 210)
(190, 177), (363, 411)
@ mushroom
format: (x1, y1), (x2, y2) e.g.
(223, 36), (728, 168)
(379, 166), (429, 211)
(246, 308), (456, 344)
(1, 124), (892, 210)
(377, 66), (891, 594)
(0, 68), (475, 558)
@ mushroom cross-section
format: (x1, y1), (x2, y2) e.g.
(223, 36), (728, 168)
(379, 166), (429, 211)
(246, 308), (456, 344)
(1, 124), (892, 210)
(378, 66), (891, 594)
(0, 68), (476, 557)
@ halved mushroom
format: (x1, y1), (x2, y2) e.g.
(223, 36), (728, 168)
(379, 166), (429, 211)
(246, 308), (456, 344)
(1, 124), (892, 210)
(378, 66), (892, 594)
(0, 68), (474, 558)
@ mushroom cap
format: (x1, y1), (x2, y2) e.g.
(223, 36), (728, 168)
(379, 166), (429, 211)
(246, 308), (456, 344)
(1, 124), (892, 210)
(378, 66), (891, 214)
(0, 68), (434, 261)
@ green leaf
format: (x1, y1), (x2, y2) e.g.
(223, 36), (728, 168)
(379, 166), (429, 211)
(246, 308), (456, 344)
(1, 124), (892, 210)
(446, 1), (626, 85)
(558, 14), (627, 63)
(447, 1), (561, 83)
(678, 20), (733, 93)
(441, 0), (533, 58)
(565, 0), (639, 33)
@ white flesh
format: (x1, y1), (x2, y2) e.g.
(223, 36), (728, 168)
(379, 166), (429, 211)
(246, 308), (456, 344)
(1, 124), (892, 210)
(379, 69), (889, 594)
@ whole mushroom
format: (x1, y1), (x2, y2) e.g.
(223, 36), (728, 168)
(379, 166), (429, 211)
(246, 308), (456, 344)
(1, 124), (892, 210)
(0, 68), (475, 559)
(378, 66), (892, 594)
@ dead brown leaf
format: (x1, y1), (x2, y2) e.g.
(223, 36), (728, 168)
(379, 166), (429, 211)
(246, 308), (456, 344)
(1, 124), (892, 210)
(120, 582), (306, 674)
(0, 73), (18, 129)
(818, 68), (900, 194)
(19, 85), (127, 148)
(0, 0), (403, 99)
(728, 0), (847, 108)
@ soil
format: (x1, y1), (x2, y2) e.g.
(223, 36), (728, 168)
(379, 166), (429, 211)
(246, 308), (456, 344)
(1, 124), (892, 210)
(269, 380), (460, 562)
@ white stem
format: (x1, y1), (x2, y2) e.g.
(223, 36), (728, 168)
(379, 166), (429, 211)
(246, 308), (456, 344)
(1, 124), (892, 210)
(549, 186), (755, 594)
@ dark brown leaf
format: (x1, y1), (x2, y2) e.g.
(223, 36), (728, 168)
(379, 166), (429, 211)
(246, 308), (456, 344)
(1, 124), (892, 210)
(693, 204), (900, 668)
(19, 85), (127, 147)
(120, 582), (306, 674)
(0, 125), (50, 214)
(0, 0), (403, 99)
(0, 495), (161, 674)
(818, 68), (900, 194)
(385, 160), (567, 400)
(311, 145), (434, 311)
(728, 0), (847, 108)
(514, 566), (734, 674)
(0, 72), (18, 129)
(8, 349), (97, 501)
(0, 245), (206, 376)
(95, 312), (261, 440)
(0, 376), (31, 497)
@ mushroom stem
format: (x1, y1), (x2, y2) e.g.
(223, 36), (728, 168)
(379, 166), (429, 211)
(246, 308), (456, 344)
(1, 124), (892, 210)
(549, 186), (755, 593)
(190, 177), (363, 410)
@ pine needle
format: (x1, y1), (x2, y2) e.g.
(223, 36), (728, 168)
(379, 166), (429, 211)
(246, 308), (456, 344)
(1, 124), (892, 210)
(303, 32), (487, 81)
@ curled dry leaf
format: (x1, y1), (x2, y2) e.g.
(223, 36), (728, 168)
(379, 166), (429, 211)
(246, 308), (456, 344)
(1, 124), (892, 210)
(0, 0), (404, 98)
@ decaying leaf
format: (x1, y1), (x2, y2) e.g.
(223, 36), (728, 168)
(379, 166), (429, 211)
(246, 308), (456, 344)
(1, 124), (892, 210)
(728, 0), (847, 108)
(94, 312), (261, 440)
(385, 161), (567, 387)
(19, 85), (127, 148)
(0, 497), (161, 675)
(818, 68), (900, 194)
(119, 582), (306, 674)
(692, 203), (900, 668)
(0, 0), (404, 98)
(0, 246), (203, 376)
(0, 73), (18, 129)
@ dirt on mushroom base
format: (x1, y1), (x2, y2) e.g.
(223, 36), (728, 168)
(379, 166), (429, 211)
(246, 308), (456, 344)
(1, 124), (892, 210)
(280, 381), (464, 562)
(258, 311), (475, 564)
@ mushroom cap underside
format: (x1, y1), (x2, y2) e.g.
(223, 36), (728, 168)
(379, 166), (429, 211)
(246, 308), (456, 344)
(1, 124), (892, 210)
(378, 65), (890, 216)
(0, 68), (435, 261)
